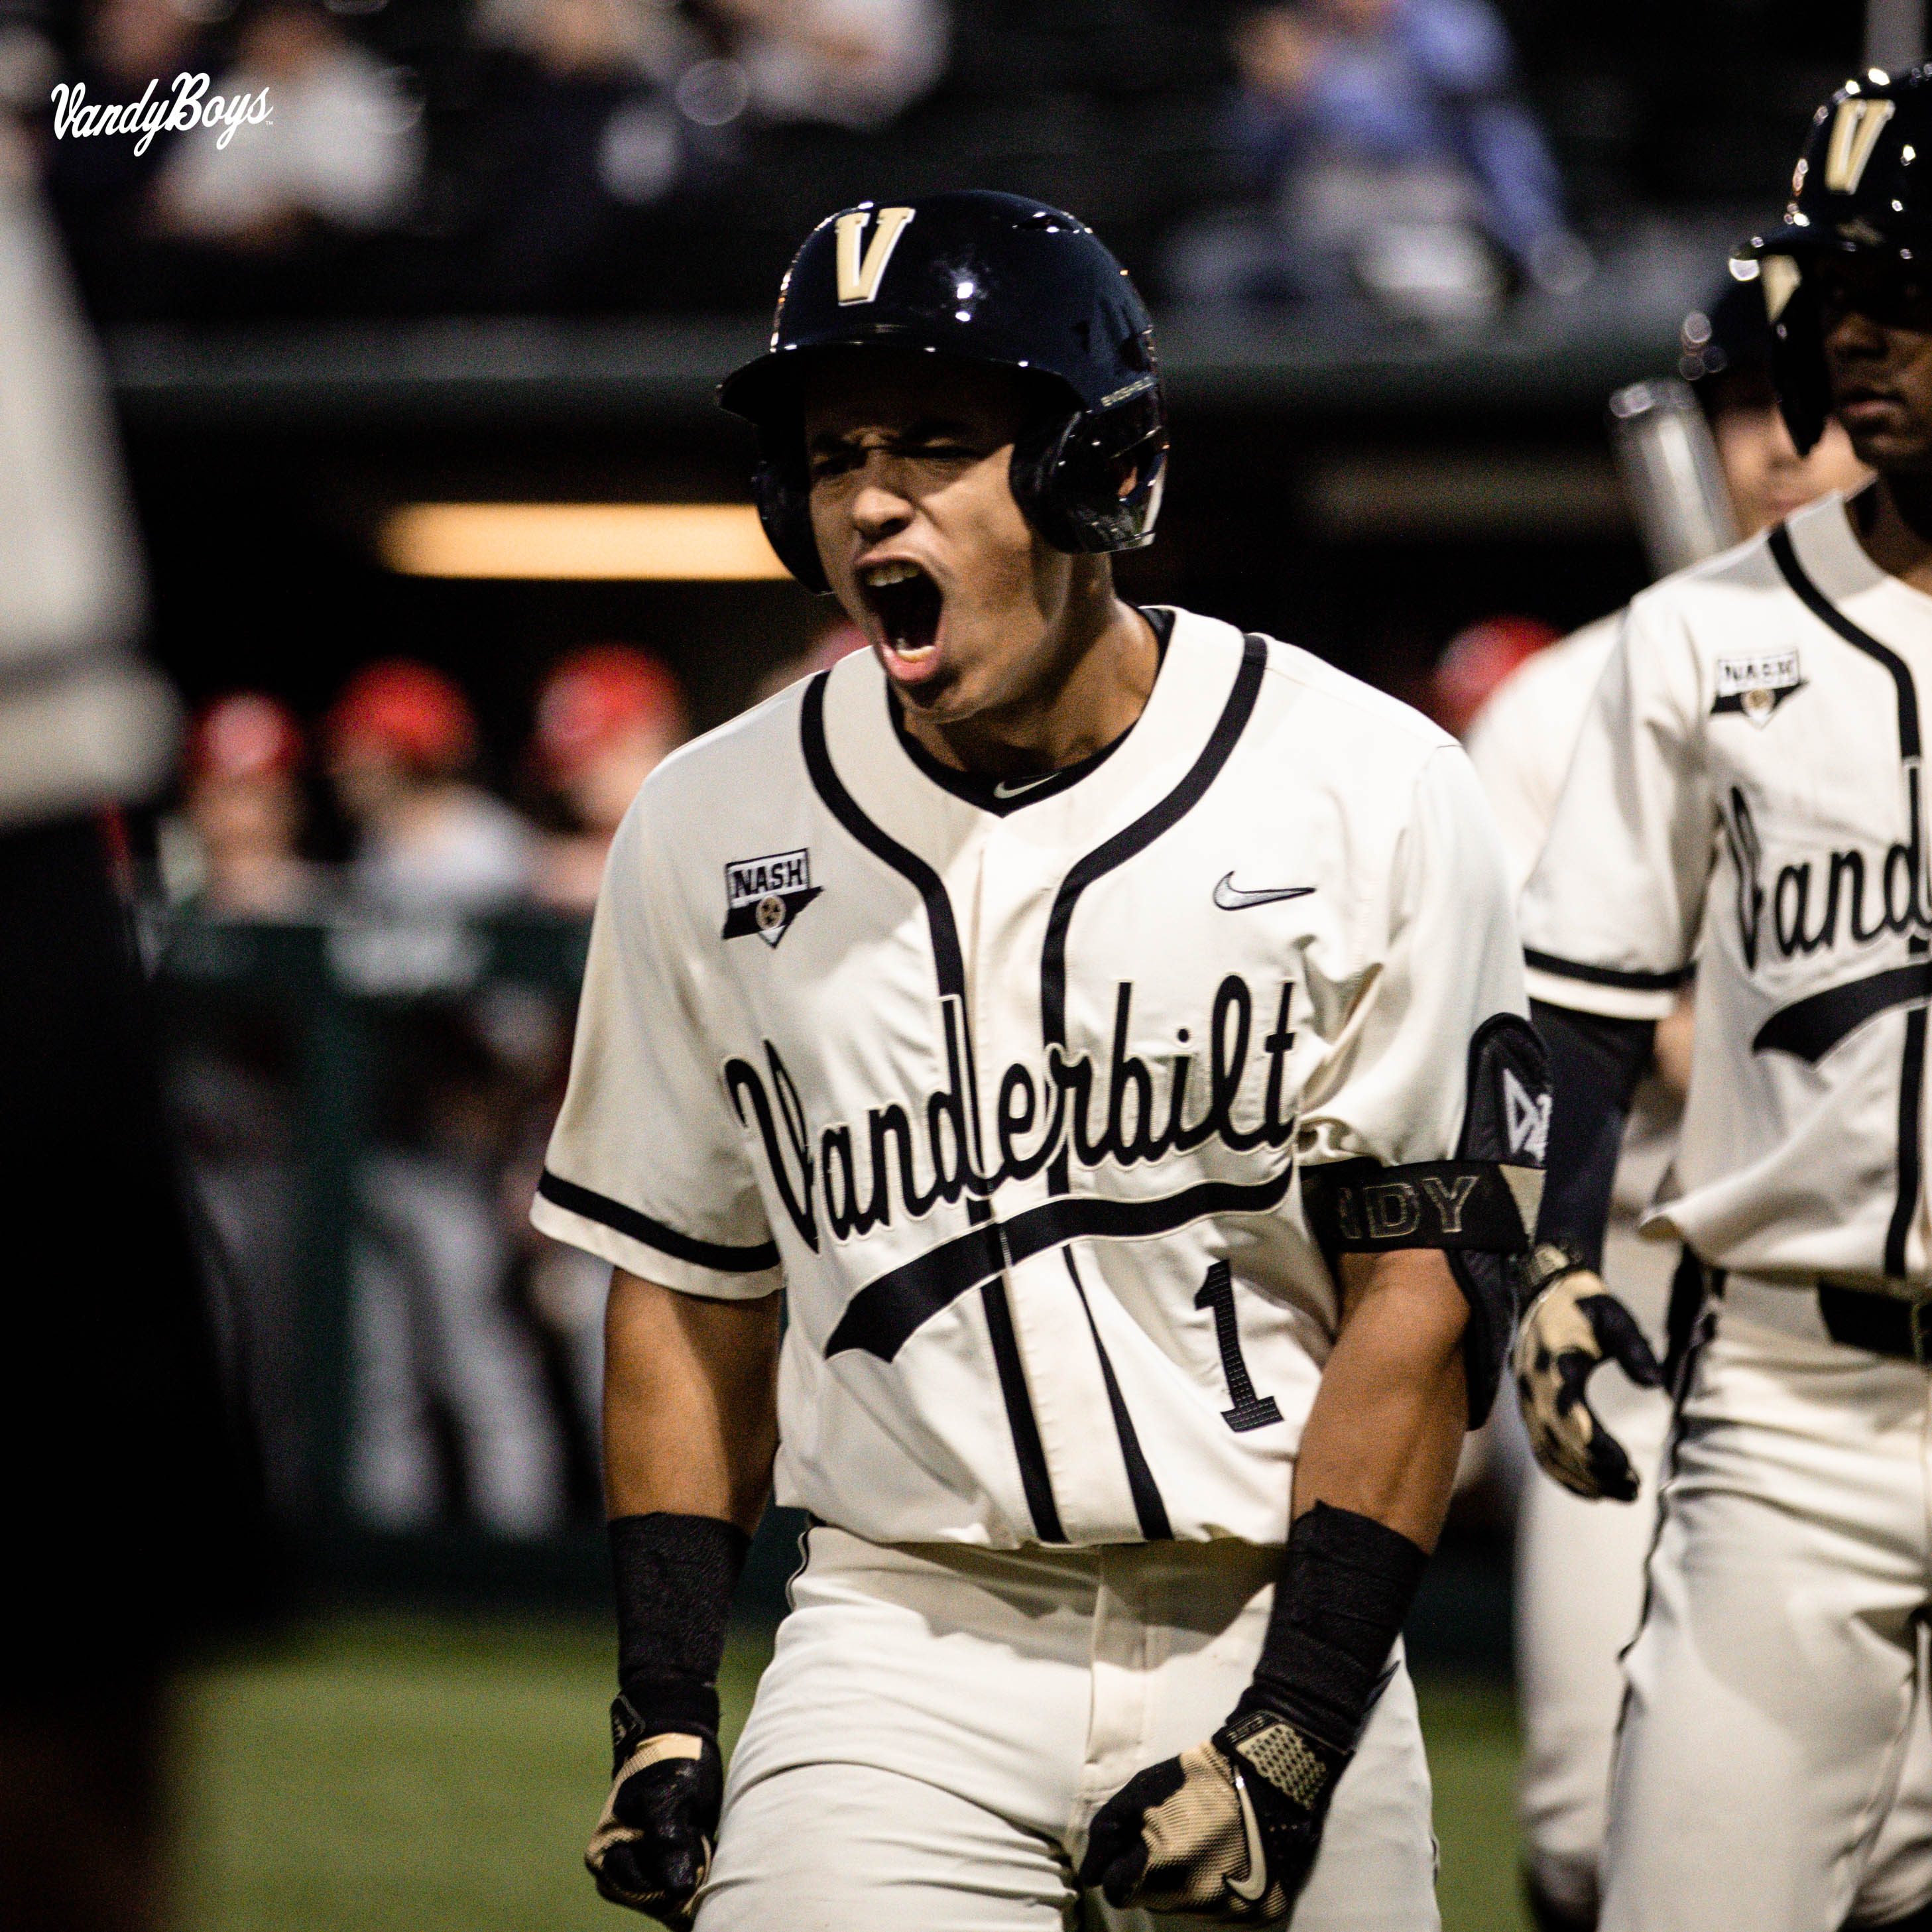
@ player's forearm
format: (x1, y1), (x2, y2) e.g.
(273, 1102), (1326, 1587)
(1532, 998), (1657, 1268)
(1291, 1248), (1469, 1553)
(603, 1268), (781, 1534)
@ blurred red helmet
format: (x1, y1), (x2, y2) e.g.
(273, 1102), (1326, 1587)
(1428, 616), (1559, 740)
(328, 660), (475, 773)
(188, 692), (305, 782)
(536, 646), (686, 779)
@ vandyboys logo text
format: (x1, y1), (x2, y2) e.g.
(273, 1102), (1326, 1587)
(50, 73), (272, 155)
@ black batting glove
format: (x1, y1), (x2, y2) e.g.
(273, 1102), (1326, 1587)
(584, 1686), (723, 1926)
(1078, 1705), (1349, 1923)
(1513, 1241), (1662, 1503)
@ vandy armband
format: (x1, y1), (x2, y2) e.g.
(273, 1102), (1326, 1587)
(1298, 1158), (1535, 1254)
(1301, 1013), (1549, 1427)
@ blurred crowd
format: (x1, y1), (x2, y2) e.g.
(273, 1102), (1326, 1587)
(162, 625), (865, 1537)
(23, 0), (1599, 333)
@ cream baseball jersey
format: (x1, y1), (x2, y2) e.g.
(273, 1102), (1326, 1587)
(1523, 491), (1932, 1284)
(534, 609), (1541, 1549)
(1467, 617), (1681, 1242)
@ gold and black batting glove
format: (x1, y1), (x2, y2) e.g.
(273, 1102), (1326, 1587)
(585, 1685), (723, 1925)
(1512, 1240), (1662, 1503)
(1078, 1707), (1349, 1921)
(587, 1514), (750, 1922)
(1078, 1504), (1427, 1925)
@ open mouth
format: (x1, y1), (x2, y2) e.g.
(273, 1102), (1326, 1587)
(859, 560), (943, 670)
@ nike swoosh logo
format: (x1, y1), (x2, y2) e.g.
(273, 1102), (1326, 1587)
(993, 774), (1057, 799)
(1213, 873), (1315, 911)
(1228, 1765), (1270, 1904)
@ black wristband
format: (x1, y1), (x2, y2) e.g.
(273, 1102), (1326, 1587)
(1235, 1502), (1428, 1752)
(609, 1512), (751, 1729)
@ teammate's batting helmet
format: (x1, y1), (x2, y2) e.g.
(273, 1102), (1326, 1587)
(719, 190), (1168, 593)
(1736, 66), (1932, 454)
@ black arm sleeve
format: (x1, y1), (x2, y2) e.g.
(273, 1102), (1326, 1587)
(1531, 999), (1655, 1271)
(609, 1512), (751, 1735)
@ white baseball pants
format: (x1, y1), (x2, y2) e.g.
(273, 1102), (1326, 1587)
(1513, 1221), (1676, 1920)
(695, 1524), (1440, 1931)
(1601, 1276), (1932, 1932)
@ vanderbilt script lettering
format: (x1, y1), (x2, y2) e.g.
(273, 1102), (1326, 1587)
(1724, 774), (1932, 971)
(723, 977), (1298, 1250)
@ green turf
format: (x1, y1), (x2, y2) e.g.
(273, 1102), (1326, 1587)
(175, 1617), (1527, 1931)
(1418, 1679), (1532, 1932)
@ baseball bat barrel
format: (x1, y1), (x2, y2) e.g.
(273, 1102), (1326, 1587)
(1605, 379), (1740, 580)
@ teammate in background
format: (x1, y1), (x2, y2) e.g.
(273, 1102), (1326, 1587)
(325, 659), (562, 1532)
(747, 613), (870, 705)
(328, 659), (536, 916)
(532, 645), (688, 914)
(1425, 615), (1557, 740)
(1514, 68), (1932, 1931)
(0, 109), (263, 1931)
(173, 692), (320, 916)
(534, 190), (1546, 1930)
(516, 646), (688, 1459)
(1465, 276), (1870, 1932)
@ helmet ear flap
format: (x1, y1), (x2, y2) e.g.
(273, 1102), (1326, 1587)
(751, 437), (831, 593)
(1010, 410), (1087, 552)
(1762, 259), (1831, 457)
(1010, 391), (1169, 556)
(1767, 271), (1830, 458)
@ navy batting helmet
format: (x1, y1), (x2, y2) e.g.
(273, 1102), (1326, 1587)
(718, 190), (1168, 593)
(1736, 66), (1932, 453)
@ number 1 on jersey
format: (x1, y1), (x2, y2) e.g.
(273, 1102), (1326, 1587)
(1195, 1260), (1284, 1432)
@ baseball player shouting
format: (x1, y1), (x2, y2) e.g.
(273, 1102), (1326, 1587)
(1514, 67), (1932, 1932)
(1465, 278), (1875, 1932)
(532, 190), (1545, 1930)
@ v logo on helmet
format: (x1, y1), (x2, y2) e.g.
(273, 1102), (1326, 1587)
(1825, 98), (1896, 194)
(834, 207), (916, 306)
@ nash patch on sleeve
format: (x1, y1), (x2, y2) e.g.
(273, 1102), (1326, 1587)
(722, 847), (822, 948)
(1711, 650), (1804, 727)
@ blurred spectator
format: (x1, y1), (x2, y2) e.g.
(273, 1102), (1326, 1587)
(530, 643), (686, 912)
(170, 690), (320, 915)
(1170, 0), (1583, 330)
(327, 659), (536, 916)
(46, 0), (209, 280)
(463, 0), (717, 306)
(703, 0), (948, 131)
(749, 615), (870, 705)
(1425, 613), (1555, 738)
(151, 0), (422, 249)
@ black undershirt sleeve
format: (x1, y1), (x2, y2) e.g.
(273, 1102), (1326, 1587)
(1531, 999), (1656, 1272)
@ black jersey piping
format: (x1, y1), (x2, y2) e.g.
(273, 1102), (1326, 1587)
(1063, 1249), (1172, 1540)
(1769, 521), (1924, 1277)
(825, 1158), (1296, 1360)
(536, 1170), (780, 1272)
(978, 1274), (1065, 1541)
(1042, 633), (1270, 1195)
(1770, 522), (1920, 757)
(1522, 949), (1691, 993)
(1752, 959), (1932, 1063)
(800, 671), (1062, 1538)
(884, 607), (1176, 817)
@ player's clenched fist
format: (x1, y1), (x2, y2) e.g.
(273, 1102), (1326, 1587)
(1079, 1708), (1349, 1922)
(585, 1689), (723, 1925)
(1513, 1241), (1661, 1502)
